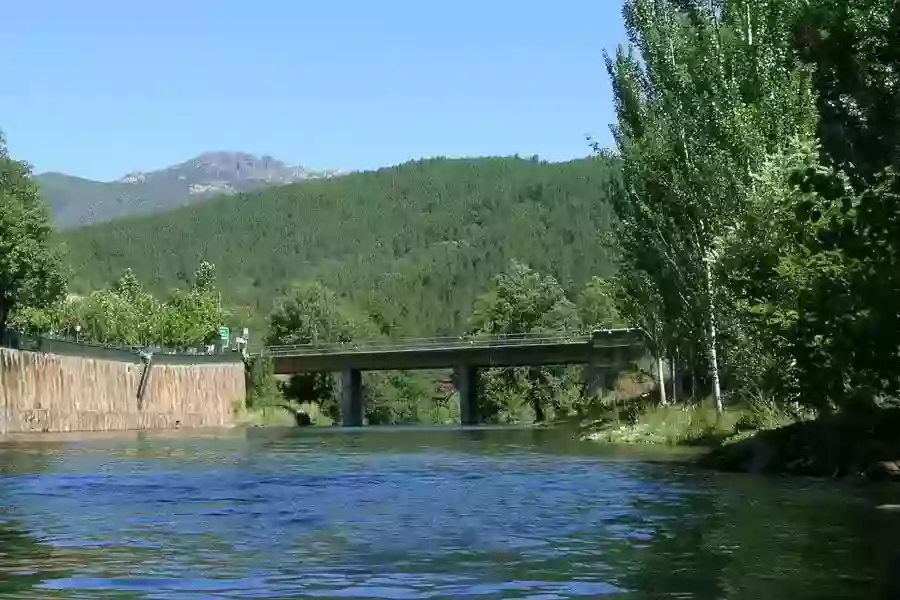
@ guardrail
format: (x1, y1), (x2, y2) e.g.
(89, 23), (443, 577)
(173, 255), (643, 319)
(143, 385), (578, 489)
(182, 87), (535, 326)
(262, 328), (643, 357)
(1, 331), (244, 364)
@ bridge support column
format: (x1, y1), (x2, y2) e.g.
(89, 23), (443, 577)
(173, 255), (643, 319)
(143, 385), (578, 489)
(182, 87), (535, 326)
(583, 362), (608, 399)
(341, 367), (363, 427)
(456, 365), (479, 426)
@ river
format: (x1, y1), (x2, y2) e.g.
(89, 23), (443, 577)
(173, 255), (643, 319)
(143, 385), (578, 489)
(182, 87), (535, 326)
(0, 426), (897, 599)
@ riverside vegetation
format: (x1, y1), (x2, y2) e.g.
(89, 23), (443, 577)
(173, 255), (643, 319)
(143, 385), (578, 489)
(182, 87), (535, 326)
(594, 0), (900, 477)
(2, 0), (899, 479)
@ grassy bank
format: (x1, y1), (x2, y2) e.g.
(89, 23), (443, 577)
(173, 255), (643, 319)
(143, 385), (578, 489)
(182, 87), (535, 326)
(232, 399), (334, 428)
(578, 393), (798, 445)
(581, 402), (745, 446)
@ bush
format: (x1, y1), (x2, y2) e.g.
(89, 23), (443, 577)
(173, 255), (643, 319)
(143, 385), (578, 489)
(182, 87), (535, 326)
(245, 355), (282, 409)
(584, 401), (745, 446)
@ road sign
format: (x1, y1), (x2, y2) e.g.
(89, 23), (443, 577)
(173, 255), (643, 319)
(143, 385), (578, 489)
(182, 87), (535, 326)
(219, 326), (230, 343)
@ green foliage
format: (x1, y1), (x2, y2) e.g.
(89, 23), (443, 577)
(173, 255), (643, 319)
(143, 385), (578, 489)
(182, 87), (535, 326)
(780, 0), (900, 414)
(245, 355), (281, 410)
(159, 287), (223, 350)
(602, 0), (900, 431)
(12, 263), (226, 350)
(715, 0), (900, 414)
(577, 276), (623, 330)
(267, 281), (376, 346)
(733, 394), (809, 433)
(62, 156), (621, 339)
(604, 0), (819, 411)
(192, 261), (217, 293)
(365, 370), (459, 425)
(266, 281), (374, 420)
(264, 282), (452, 425)
(471, 259), (580, 336)
(469, 261), (583, 423)
(0, 131), (67, 333)
(585, 402), (745, 446)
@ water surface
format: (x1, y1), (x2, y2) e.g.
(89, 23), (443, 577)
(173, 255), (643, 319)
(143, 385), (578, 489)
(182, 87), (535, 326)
(0, 426), (898, 599)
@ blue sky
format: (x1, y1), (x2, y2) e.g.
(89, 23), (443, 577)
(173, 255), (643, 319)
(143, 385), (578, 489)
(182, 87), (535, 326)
(0, 0), (626, 181)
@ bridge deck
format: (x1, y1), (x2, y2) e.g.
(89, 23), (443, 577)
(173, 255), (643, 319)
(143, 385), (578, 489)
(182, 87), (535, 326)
(264, 329), (645, 373)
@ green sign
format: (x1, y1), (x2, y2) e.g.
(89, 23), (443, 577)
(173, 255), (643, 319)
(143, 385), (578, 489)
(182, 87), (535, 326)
(219, 326), (230, 342)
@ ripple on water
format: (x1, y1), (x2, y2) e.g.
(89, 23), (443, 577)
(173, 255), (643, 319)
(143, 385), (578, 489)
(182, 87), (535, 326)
(0, 428), (893, 598)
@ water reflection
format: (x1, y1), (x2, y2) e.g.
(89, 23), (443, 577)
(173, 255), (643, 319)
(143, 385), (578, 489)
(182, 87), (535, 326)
(0, 427), (896, 598)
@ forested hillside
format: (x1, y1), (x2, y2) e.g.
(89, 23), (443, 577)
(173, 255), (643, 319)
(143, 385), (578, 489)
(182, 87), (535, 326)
(62, 156), (621, 338)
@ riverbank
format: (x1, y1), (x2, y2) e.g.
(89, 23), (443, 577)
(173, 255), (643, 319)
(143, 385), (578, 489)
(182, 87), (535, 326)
(701, 408), (900, 480)
(580, 399), (900, 481)
(233, 398), (336, 428)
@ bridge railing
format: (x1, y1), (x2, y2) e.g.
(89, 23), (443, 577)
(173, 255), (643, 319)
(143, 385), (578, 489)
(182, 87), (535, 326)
(262, 328), (643, 357)
(1, 330), (244, 364)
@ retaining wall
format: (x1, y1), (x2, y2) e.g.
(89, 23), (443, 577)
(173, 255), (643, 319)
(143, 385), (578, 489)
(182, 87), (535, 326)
(0, 346), (245, 434)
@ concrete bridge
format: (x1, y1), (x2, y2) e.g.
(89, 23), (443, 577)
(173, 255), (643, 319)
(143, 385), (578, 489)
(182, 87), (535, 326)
(263, 328), (647, 426)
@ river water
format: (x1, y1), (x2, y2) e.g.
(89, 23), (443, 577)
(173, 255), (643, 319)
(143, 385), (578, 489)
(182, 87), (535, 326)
(0, 426), (898, 599)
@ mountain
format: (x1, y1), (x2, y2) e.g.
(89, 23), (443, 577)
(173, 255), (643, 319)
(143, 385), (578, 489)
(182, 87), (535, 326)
(38, 151), (340, 228)
(61, 155), (621, 338)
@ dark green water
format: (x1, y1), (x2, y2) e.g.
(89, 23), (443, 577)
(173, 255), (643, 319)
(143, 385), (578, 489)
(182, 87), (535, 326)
(0, 426), (898, 599)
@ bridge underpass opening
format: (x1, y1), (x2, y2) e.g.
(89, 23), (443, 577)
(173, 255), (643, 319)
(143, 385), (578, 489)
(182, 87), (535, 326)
(336, 362), (634, 427)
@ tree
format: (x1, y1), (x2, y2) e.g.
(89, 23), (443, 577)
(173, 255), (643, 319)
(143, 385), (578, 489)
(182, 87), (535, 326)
(113, 268), (142, 301)
(781, 0), (900, 413)
(10, 300), (76, 338)
(470, 260), (581, 422)
(577, 276), (624, 331)
(159, 287), (223, 350)
(245, 355), (281, 409)
(719, 0), (900, 414)
(470, 260), (579, 336)
(604, 0), (818, 413)
(193, 261), (217, 293)
(718, 137), (821, 406)
(613, 268), (671, 405)
(267, 281), (374, 346)
(0, 131), (66, 335)
(267, 281), (377, 420)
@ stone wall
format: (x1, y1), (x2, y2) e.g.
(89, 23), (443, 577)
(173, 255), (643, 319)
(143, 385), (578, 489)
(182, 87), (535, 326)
(0, 347), (244, 434)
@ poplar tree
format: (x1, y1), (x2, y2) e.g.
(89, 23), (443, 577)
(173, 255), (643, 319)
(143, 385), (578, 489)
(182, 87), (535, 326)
(604, 0), (817, 412)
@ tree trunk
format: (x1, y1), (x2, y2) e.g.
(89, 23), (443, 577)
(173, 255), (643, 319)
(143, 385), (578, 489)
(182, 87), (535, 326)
(705, 259), (723, 414)
(528, 367), (546, 422)
(0, 304), (8, 344)
(656, 355), (668, 406)
(670, 353), (678, 404)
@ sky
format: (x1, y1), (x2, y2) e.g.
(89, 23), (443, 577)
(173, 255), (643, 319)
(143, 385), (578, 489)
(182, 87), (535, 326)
(0, 0), (627, 181)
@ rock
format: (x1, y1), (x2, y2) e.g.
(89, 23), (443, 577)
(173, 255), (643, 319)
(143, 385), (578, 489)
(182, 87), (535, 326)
(866, 460), (900, 480)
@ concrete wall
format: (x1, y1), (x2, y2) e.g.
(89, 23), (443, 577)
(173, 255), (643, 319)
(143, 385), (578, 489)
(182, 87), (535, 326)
(0, 347), (244, 434)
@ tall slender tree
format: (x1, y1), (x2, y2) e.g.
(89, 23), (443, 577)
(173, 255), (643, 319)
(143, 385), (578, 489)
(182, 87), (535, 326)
(603, 0), (817, 412)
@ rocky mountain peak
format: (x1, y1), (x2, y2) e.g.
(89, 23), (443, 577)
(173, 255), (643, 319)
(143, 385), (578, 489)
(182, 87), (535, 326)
(38, 151), (344, 228)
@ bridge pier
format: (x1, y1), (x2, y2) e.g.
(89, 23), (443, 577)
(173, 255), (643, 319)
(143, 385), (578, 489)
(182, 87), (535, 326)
(341, 367), (363, 427)
(456, 365), (479, 425)
(583, 362), (608, 399)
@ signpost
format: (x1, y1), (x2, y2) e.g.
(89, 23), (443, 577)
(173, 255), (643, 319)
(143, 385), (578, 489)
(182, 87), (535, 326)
(219, 326), (230, 352)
